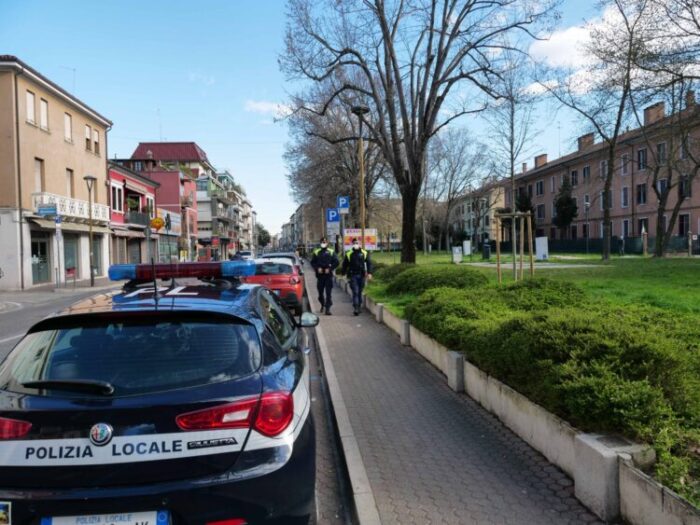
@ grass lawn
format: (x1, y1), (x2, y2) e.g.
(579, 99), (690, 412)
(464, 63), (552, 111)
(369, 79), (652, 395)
(369, 252), (700, 314)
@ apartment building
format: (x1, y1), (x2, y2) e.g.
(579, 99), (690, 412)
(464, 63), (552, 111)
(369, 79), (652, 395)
(196, 171), (244, 260)
(0, 56), (112, 290)
(505, 97), (700, 250)
(108, 161), (159, 264)
(449, 182), (506, 245)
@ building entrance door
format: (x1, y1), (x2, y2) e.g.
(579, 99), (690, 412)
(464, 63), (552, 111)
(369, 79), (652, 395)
(128, 239), (141, 263)
(31, 233), (51, 284)
(92, 235), (103, 276)
(63, 234), (79, 280)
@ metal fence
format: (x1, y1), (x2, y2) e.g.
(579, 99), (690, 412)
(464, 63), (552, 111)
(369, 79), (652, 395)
(490, 235), (696, 256)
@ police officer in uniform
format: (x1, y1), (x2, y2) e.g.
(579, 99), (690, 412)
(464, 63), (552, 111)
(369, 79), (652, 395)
(341, 238), (373, 316)
(310, 237), (339, 315)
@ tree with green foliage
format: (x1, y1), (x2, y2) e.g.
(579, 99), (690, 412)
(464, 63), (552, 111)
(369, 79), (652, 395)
(256, 223), (271, 249)
(553, 177), (578, 238)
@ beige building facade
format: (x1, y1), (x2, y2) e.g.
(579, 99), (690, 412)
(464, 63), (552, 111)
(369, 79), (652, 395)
(0, 56), (112, 290)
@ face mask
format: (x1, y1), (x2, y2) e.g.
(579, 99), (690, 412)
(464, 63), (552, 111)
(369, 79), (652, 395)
(352, 243), (360, 250)
(320, 242), (328, 248)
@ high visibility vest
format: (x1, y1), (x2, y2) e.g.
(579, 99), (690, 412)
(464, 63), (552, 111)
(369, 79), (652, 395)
(313, 247), (335, 256)
(345, 249), (368, 261)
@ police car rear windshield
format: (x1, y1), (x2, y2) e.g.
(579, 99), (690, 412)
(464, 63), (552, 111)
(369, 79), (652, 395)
(0, 314), (261, 397)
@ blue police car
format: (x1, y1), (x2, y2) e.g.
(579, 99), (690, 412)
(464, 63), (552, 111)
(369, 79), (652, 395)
(0, 261), (319, 525)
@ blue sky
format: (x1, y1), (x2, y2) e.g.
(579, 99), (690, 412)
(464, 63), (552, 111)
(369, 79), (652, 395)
(1, 1), (597, 235)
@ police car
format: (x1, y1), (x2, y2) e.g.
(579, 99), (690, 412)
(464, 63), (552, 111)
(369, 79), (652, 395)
(0, 261), (319, 525)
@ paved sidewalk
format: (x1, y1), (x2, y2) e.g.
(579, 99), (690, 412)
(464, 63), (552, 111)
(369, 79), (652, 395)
(307, 269), (602, 525)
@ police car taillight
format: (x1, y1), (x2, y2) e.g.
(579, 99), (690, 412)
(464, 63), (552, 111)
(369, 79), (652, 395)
(175, 392), (293, 437)
(108, 260), (256, 281)
(0, 416), (32, 439)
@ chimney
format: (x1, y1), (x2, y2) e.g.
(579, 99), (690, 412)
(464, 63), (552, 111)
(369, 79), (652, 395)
(686, 90), (696, 108)
(534, 154), (548, 168)
(522, 162), (527, 173)
(577, 133), (595, 151)
(644, 102), (665, 125)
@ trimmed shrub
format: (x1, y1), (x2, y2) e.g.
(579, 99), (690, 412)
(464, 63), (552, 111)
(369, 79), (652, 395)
(374, 262), (415, 282)
(498, 278), (586, 311)
(386, 266), (488, 295)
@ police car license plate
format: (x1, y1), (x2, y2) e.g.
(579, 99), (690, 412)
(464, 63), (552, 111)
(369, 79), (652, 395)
(42, 510), (169, 525)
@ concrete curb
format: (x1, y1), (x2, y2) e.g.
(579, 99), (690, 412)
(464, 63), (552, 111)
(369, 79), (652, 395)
(305, 273), (382, 525)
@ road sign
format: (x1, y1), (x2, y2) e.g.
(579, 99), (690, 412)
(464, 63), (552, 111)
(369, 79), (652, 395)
(337, 196), (350, 214)
(327, 222), (340, 239)
(38, 205), (57, 216)
(54, 215), (62, 228)
(326, 208), (340, 223)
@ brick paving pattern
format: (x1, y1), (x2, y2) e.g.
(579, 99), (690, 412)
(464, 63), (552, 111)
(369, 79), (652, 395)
(308, 269), (602, 525)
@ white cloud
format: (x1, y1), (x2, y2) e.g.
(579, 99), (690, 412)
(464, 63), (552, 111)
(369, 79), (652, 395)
(244, 100), (292, 119)
(187, 72), (216, 86)
(530, 25), (591, 69)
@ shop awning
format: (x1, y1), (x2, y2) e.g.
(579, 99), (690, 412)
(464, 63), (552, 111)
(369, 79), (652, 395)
(29, 218), (111, 234)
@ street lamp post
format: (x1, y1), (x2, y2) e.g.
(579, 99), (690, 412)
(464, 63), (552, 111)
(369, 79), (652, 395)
(83, 175), (97, 287)
(351, 105), (370, 249)
(584, 201), (590, 255)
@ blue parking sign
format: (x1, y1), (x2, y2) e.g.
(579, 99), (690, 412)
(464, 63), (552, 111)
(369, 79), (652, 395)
(326, 208), (340, 223)
(337, 196), (349, 214)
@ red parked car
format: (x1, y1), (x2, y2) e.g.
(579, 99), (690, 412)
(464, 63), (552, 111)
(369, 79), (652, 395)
(242, 258), (305, 315)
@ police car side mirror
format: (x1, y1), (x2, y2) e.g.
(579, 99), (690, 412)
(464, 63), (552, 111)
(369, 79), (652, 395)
(299, 312), (319, 328)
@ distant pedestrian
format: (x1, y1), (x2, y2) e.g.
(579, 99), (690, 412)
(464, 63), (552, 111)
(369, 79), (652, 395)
(310, 237), (339, 315)
(341, 238), (373, 316)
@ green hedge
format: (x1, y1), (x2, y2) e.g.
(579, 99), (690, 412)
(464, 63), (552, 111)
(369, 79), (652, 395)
(385, 266), (488, 295)
(403, 279), (700, 505)
(373, 262), (415, 281)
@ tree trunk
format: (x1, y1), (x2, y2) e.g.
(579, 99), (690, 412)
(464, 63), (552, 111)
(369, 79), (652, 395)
(654, 200), (667, 257)
(400, 184), (419, 263)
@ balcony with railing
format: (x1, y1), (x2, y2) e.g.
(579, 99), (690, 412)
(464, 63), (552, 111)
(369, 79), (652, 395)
(125, 211), (150, 227)
(32, 192), (110, 222)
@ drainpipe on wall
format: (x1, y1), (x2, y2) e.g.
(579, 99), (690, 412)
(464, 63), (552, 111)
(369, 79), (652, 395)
(13, 66), (25, 289)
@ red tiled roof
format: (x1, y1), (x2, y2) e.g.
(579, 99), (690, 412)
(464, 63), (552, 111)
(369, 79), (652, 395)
(131, 142), (209, 163)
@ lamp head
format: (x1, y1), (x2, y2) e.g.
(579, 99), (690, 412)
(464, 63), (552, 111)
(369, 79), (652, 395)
(83, 175), (97, 192)
(351, 105), (370, 117)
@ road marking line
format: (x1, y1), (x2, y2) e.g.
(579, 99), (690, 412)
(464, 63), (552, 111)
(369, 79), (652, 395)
(0, 333), (22, 344)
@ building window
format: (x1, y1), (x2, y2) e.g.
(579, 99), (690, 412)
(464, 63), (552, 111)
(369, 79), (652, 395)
(583, 223), (589, 239)
(599, 221), (605, 238)
(679, 214), (690, 237)
(111, 185), (123, 213)
(66, 168), (74, 198)
(93, 129), (100, 155)
(551, 201), (557, 219)
(681, 138), (689, 160)
(637, 148), (647, 170)
(621, 187), (629, 208)
(26, 90), (35, 123)
(657, 142), (667, 164)
(636, 183), (647, 205)
(85, 125), (92, 151)
(536, 180), (544, 196)
(600, 190), (612, 210)
(550, 227), (557, 239)
(623, 219), (630, 238)
(621, 154), (629, 175)
(599, 160), (608, 179)
(584, 194), (590, 206)
(132, 161), (143, 172)
(39, 99), (49, 130)
(570, 225), (577, 240)
(146, 196), (155, 218)
(64, 113), (72, 142)
(638, 218), (649, 234)
(550, 176), (555, 193)
(527, 184), (533, 197)
(657, 178), (668, 194)
(571, 170), (578, 186)
(34, 158), (44, 192)
(583, 165), (590, 182)
(536, 204), (546, 219)
(679, 175), (692, 198)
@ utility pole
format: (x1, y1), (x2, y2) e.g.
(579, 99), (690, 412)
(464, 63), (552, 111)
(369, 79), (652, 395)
(352, 105), (370, 249)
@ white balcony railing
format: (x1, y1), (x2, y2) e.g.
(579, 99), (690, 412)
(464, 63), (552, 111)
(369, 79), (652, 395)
(32, 192), (110, 222)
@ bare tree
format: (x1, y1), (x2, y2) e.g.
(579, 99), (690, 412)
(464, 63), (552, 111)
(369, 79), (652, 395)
(537, 0), (651, 260)
(484, 45), (537, 276)
(282, 0), (557, 263)
(425, 128), (488, 249)
(284, 89), (390, 228)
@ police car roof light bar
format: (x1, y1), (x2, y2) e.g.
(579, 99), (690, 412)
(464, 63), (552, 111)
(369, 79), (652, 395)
(108, 261), (256, 282)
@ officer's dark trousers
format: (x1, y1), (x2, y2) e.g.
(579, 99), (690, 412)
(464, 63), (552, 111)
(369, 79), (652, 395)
(317, 273), (333, 309)
(349, 273), (365, 308)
